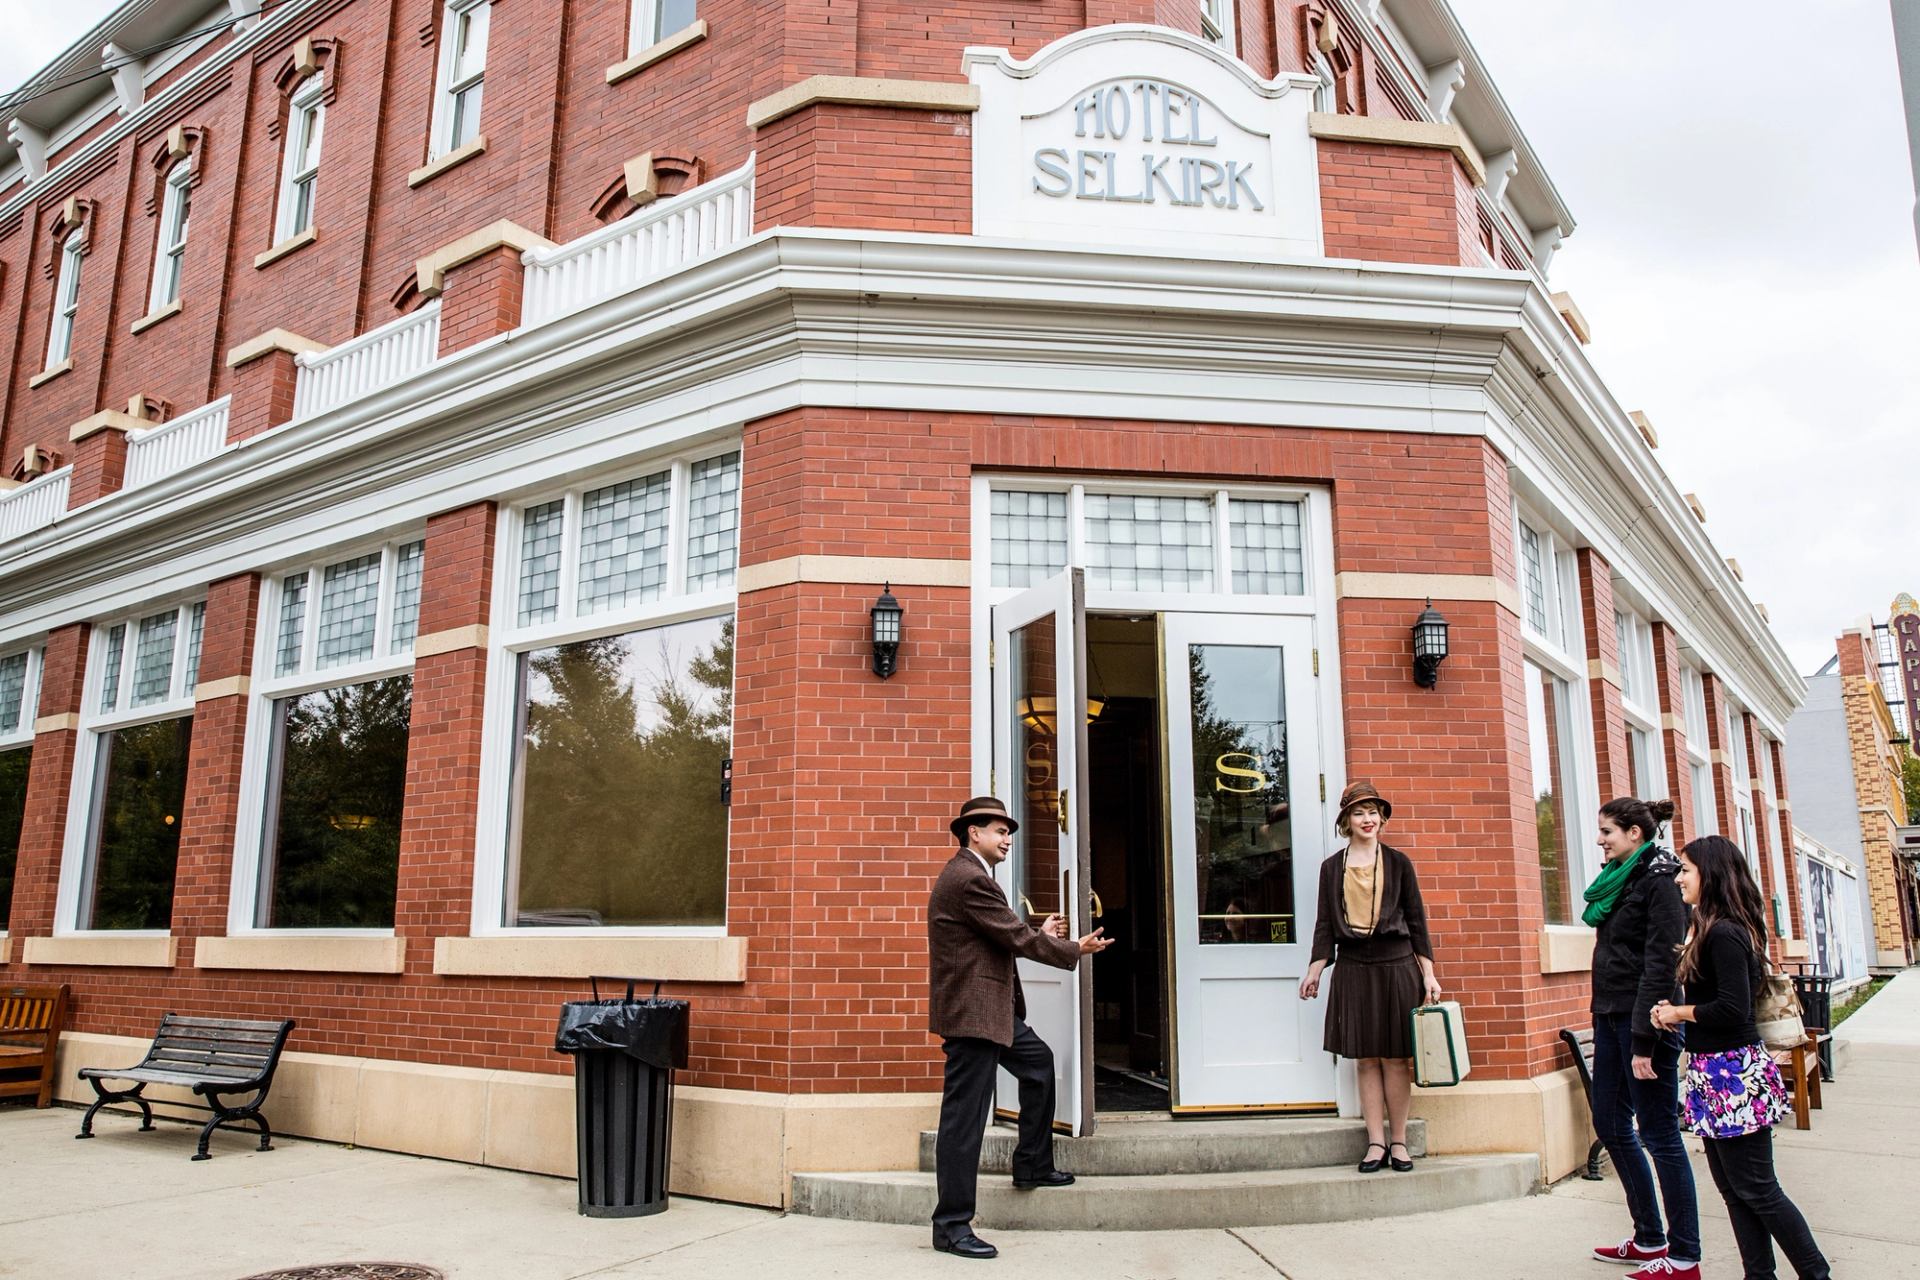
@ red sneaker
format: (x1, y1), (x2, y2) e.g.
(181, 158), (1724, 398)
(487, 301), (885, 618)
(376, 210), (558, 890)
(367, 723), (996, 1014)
(1592, 1238), (1668, 1265)
(1625, 1260), (1699, 1280)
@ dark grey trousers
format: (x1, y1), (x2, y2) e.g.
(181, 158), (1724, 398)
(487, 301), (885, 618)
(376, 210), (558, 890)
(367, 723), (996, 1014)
(931, 1019), (1057, 1243)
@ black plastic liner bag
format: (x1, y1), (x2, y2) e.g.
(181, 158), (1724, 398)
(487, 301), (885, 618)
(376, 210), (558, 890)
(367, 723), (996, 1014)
(553, 978), (690, 1070)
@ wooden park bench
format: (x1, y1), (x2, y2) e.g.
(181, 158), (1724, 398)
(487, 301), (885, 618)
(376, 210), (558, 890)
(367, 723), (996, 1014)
(75, 1014), (296, 1160)
(1775, 1027), (1826, 1131)
(0, 983), (71, 1109)
(1559, 1027), (1609, 1181)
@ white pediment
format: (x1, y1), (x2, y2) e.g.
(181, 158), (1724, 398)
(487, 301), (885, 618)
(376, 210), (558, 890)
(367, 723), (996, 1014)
(964, 25), (1323, 258)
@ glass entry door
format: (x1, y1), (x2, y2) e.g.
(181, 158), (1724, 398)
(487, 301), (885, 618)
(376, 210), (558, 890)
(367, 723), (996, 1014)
(990, 568), (1094, 1135)
(1164, 612), (1334, 1110)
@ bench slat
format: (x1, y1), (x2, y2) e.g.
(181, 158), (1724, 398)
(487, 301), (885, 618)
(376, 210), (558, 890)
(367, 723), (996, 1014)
(144, 1052), (271, 1073)
(81, 1067), (259, 1088)
(157, 1015), (294, 1034)
(155, 1025), (285, 1044)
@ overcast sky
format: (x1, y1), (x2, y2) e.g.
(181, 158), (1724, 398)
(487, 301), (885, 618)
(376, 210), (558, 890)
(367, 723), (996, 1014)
(7, 3), (1916, 675)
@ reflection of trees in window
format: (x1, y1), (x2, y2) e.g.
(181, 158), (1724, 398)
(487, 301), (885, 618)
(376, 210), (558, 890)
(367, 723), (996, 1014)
(87, 718), (193, 930)
(1189, 647), (1291, 942)
(512, 617), (733, 927)
(0, 746), (30, 924)
(262, 676), (412, 928)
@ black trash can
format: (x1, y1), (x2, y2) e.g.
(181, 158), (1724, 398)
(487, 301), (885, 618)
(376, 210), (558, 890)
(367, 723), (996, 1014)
(554, 977), (690, 1217)
(1790, 972), (1834, 1082)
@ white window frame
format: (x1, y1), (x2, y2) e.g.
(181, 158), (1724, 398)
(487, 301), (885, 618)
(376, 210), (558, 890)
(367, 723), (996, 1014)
(472, 442), (742, 936)
(629, 0), (697, 54)
(228, 537), (425, 935)
(1682, 663), (1718, 837)
(430, 0), (491, 158)
(1309, 46), (1338, 112)
(0, 642), (43, 941)
(1724, 695), (1760, 876)
(1613, 606), (1665, 801)
(148, 161), (192, 312)
(1201, 0), (1235, 52)
(1514, 506), (1601, 912)
(1757, 731), (1791, 939)
(47, 229), (84, 367)
(55, 599), (206, 936)
(275, 77), (326, 242)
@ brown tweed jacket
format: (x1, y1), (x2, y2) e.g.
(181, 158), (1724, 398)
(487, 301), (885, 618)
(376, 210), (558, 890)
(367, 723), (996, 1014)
(927, 851), (1081, 1047)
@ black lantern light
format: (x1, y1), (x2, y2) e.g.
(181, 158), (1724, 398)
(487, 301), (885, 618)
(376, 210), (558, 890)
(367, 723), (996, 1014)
(871, 583), (903, 678)
(1412, 598), (1449, 688)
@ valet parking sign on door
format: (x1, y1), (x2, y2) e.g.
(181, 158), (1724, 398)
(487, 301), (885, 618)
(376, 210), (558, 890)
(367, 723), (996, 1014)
(966, 26), (1324, 257)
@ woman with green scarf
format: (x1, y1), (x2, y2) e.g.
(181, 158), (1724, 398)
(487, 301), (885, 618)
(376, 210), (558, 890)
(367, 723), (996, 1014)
(1585, 796), (1699, 1280)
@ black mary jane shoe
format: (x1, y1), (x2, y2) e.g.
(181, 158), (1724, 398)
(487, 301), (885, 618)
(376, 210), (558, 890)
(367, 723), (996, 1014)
(1358, 1141), (1388, 1173)
(1012, 1169), (1076, 1189)
(933, 1232), (999, 1259)
(1388, 1140), (1414, 1172)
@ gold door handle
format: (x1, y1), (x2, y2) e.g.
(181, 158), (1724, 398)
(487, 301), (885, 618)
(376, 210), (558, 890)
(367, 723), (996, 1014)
(1019, 894), (1036, 918)
(1090, 890), (1104, 919)
(1056, 788), (1070, 833)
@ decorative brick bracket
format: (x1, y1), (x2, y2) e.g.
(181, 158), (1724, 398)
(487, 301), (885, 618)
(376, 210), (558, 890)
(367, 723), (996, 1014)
(225, 328), (326, 444)
(415, 221), (555, 357)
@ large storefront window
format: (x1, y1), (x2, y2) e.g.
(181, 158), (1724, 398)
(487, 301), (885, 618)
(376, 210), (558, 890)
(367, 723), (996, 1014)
(489, 448), (740, 930)
(1526, 660), (1579, 924)
(70, 605), (202, 931)
(1614, 607), (1665, 800)
(1682, 664), (1717, 835)
(1516, 507), (1595, 925)
(245, 540), (424, 930)
(0, 646), (40, 926)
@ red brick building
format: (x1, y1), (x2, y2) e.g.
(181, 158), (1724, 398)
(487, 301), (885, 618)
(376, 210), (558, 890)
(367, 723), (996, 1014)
(0, 0), (1803, 1204)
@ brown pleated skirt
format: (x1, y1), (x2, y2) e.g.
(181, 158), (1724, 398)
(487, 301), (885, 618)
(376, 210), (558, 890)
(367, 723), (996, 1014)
(1322, 935), (1423, 1060)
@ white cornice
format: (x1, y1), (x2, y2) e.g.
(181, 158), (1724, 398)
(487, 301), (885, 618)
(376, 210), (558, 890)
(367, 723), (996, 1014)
(0, 231), (1799, 727)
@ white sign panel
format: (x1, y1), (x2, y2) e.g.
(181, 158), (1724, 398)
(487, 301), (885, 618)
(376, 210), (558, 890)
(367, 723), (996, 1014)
(964, 25), (1323, 257)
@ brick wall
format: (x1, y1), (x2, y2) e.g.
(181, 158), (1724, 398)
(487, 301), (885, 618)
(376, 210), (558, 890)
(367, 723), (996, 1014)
(1316, 139), (1478, 266)
(754, 105), (972, 236)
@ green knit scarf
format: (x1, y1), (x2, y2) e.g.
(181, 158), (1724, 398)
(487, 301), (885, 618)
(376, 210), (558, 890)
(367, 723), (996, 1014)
(1582, 840), (1651, 928)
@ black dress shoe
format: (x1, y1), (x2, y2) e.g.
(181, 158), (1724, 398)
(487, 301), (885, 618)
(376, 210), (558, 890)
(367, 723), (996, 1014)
(933, 1232), (999, 1258)
(1388, 1141), (1414, 1172)
(1011, 1169), (1076, 1189)
(1358, 1141), (1387, 1173)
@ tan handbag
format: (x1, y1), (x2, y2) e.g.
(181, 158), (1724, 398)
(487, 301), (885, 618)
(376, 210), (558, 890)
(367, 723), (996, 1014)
(1754, 973), (1805, 1051)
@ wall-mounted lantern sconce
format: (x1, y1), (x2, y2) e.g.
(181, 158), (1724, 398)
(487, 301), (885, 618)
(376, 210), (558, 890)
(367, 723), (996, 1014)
(871, 583), (903, 678)
(1412, 598), (1449, 688)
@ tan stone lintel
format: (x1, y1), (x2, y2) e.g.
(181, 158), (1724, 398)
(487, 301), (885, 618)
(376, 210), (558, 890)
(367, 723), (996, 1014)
(194, 674), (252, 701)
(1539, 925), (1594, 974)
(28, 359), (73, 389)
(0, 478), (21, 492)
(1662, 713), (1685, 734)
(433, 934), (748, 982)
(228, 327), (326, 370)
(1307, 111), (1487, 187)
(407, 135), (489, 190)
(130, 298), (182, 335)
(747, 75), (981, 130)
(1549, 290), (1590, 344)
(1332, 571), (1521, 619)
(416, 219), (553, 297)
(33, 712), (81, 733)
(1783, 939), (1810, 959)
(254, 226), (317, 270)
(1711, 750), (1733, 769)
(738, 555), (970, 594)
(607, 19), (707, 85)
(416, 624), (489, 657)
(68, 410), (146, 443)
(1585, 657), (1623, 687)
(24, 934), (177, 968)
(196, 934), (405, 974)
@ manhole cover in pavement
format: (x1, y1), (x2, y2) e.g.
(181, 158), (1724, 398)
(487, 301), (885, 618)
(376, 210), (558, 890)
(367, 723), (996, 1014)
(237, 1267), (446, 1280)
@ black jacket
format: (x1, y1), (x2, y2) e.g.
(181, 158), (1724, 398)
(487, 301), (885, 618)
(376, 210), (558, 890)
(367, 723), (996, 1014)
(1589, 846), (1686, 1056)
(1681, 919), (1763, 1055)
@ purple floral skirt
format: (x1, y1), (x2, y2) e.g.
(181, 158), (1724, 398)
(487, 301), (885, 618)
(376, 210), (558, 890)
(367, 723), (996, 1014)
(1681, 1041), (1791, 1139)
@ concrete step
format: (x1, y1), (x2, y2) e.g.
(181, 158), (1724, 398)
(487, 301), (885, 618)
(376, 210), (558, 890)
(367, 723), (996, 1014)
(917, 1116), (1428, 1176)
(792, 1153), (1540, 1231)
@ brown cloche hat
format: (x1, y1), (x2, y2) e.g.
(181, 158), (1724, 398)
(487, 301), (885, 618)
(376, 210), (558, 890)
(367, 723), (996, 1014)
(951, 795), (1019, 842)
(1335, 780), (1392, 828)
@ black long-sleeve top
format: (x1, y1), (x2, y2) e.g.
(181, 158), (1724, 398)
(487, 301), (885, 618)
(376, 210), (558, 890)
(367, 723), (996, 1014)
(1681, 919), (1764, 1055)
(1309, 844), (1434, 966)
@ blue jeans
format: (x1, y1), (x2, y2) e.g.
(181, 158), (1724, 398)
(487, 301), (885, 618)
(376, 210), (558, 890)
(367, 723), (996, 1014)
(1591, 1012), (1700, 1262)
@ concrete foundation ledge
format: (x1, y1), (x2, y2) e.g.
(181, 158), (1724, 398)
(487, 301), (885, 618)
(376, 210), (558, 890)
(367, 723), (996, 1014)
(48, 1032), (935, 1209)
(23, 934), (177, 968)
(1412, 1064), (1589, 1184)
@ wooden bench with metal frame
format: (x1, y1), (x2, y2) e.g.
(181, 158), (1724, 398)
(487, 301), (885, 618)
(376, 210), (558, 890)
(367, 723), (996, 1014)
(74, 1013), (296, 1160)
(0, 982), (71, 1109)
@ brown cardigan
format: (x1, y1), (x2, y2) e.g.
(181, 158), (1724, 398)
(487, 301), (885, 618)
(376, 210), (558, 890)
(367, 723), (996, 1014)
(927, 851), (1082, 1046)
(1309, 843), (1434, 965)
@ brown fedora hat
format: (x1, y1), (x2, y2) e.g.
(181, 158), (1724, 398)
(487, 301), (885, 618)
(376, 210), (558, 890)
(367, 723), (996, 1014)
(1335, 780), (1392, 828)
(951, 795), (1019, 842)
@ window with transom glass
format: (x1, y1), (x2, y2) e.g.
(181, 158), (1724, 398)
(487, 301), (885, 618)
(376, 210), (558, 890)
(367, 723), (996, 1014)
(431, 0), (490, 156)
(149, 162), (192, 311)
(0, 645), (42, 932)
(277, 77), (325, 241)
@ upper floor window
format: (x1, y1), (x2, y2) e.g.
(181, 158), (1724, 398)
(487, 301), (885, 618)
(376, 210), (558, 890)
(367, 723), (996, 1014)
(0, 644), (43, 933)
(277, 78), (325, 241)
(631, 0), (696, 52)
(149, 162), (193, 312)
(1682, 664), (1718, 837)
(48, 231), (84, 367)
(432, 0), (490, 156)
(1614, 607), (1663, 800)
(1201, 0), (1233, 50)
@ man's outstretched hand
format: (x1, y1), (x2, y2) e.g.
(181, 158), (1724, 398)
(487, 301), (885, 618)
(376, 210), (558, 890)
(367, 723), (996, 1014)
(1077, 927), (1114, 955)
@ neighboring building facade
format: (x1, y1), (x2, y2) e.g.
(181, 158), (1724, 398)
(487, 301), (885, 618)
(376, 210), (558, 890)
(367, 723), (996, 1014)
(1793, 826), (1873, 994)
(1788, 609), (1920, 971)
(0, 0), (1804, 1203)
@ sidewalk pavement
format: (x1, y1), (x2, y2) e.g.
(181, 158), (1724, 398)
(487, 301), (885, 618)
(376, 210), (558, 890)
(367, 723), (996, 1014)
(6, 972), (1919, 1280)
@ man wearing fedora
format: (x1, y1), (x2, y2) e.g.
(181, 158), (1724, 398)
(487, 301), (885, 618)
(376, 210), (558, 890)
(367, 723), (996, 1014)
(929, 795), (1113, 1259)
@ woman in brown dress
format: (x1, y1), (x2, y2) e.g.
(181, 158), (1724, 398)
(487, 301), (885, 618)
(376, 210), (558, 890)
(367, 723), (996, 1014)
(1299, 781), (1442, 1172)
